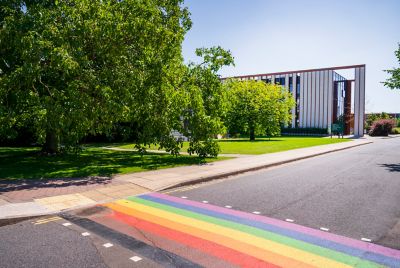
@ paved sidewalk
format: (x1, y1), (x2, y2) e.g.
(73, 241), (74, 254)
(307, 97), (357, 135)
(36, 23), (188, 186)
(0, 138), (371, 219)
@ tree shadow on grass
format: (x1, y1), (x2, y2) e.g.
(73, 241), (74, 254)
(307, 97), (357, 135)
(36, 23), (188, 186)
(379, 163), (400, 173)
(0, 176), (113, 194)
(0, 148), (208, 190)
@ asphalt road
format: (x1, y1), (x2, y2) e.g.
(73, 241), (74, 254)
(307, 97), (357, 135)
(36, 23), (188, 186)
(1, 137), (399, 268)
(0, 216), (161, 268)
(169, 136), (400, 249)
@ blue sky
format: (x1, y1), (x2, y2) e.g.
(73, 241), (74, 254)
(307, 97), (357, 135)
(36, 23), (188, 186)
(181, 0), (400, 113)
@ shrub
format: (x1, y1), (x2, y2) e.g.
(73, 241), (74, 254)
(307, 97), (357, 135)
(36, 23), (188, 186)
(187, 139), (220, 158)
(369, 119), (395, 136)
(391, 127), (400, 135)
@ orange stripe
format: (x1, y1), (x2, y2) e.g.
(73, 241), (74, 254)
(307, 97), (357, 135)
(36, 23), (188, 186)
(111, 210), (277, 268)
(105, 202), (315, 268)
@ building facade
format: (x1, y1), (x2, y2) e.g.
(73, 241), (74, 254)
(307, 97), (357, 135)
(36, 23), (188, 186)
(226, 65), (366, 136)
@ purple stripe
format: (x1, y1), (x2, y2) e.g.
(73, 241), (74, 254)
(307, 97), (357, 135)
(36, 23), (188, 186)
(148, 193), (400, 259)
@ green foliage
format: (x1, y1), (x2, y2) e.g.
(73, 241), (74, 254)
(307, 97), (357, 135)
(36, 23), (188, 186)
(225, 80), (295, 140)
(365, 112), (392, 131)
(368, 119), (395, 136)
(384, 43), (400, 90)
(0, 0), (191, 153)
(187, 139), (220, 158)
(395, 118), (400, 127)
(0, 1), (233, 158)
(391, 127), (400, 135)
(174, 46), (234, 157)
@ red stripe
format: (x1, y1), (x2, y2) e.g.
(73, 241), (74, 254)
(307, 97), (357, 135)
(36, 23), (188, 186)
(110, 210), (280, 268)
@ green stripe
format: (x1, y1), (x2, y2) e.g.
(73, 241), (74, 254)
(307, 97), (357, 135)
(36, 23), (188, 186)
(127, 197), (383, 268)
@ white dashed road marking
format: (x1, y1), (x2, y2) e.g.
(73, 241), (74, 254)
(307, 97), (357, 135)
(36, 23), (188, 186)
(62, 222), (72, 227)
(224, 205), (232, 208)
(103, 243), (113, 248)
(130, 256), (142, 262)
(202, 200), (209, 203)
(361, 238), (372, 242)
(320, 227), (330, 232)
(181, 196), (188, 199)
(285, 219), (294, 222)
(252, 211), (261, 215)
(81, 232), (90, 236)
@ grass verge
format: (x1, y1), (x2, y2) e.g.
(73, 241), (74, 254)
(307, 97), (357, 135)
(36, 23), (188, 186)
(0, 147), (225, 180)
(117, 136), (350, 155)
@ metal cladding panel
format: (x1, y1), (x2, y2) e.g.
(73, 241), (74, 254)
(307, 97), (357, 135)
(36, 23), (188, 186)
(315, 71), (320, 128)
(285, 74), (290, 91)
(327, 70), (333, 133)
(323, 70), (329, 128)
(360, 66), (366, 136)
(307, 72), (312, 127)
(354, 68), (360, 136)
(310, 71), (316, 127)
(319, 71), (326, 128)
(301, 73), (306, 127)
(354, 67), (365, 136)
(292, 75), (297, 128)
(299, 73), (304, 127)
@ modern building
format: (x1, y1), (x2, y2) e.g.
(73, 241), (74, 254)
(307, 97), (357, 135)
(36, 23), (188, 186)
(224, 64), (366, 136)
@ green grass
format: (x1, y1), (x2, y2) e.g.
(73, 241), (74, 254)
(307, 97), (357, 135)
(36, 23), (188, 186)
(0, 147), (225, 181)
(117, 136), (350, 155)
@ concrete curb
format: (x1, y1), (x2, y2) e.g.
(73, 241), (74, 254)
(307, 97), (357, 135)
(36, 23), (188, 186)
(160, 140), (373, 191)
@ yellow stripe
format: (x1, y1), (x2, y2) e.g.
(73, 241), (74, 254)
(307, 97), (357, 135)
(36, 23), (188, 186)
(34, 216), (61, 225)
(106, 202), (314, 268)
(35, 216), (60, 222)
(115, 200), (351, 268)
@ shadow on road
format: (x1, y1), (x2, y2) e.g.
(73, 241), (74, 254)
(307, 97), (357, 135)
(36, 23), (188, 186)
(379, 163), (400, 172)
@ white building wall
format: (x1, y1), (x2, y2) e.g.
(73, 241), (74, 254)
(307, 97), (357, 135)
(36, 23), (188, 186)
(327, 70), (334, 133)
(314, 71), (321, 127)
(354, 66), (365, 136)
(291, 74), (296, 128)
(307, 72), (312, 127)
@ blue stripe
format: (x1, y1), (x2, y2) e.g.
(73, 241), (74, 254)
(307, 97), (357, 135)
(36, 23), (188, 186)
(137, 195), (400, 268)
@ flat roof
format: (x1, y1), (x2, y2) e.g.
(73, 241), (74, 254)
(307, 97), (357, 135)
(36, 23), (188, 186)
(223, 64), (366, 79)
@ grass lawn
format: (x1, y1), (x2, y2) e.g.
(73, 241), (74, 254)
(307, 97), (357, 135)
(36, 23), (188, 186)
(117, 136), (350, 155)
(0, 147), (224, 181)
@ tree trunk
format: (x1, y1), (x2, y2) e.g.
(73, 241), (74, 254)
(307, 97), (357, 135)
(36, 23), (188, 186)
(249, 126), (255, 141)
(42, 131), (58, 154)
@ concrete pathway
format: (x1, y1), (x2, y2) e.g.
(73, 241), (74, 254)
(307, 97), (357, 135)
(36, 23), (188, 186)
(0, 138), (371, 219)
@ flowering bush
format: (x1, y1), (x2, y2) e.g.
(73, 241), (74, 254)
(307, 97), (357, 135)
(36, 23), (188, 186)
(369, 119), (395, 136)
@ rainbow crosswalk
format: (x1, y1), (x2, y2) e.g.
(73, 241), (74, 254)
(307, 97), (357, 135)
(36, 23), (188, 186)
(96, 193), (400, 267)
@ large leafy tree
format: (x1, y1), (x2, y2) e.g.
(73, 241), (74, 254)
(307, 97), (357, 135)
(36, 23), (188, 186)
(225, 80), (295, 141)
(384, 43), (400, 90)
(0, 0), (192, 153)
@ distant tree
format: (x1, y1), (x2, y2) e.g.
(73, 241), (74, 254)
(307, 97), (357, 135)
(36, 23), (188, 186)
(180, 47), (234, 157)
(0, 0), (192, 153)
(384, 43), (400, 90)
(225, 80), (295, 141)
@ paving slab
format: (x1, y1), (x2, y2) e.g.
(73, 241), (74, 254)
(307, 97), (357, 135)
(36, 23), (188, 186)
(0, 202), (52, 218)
(34, 194), (97, 211)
